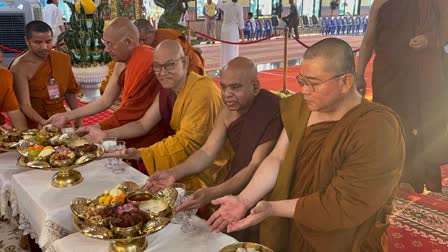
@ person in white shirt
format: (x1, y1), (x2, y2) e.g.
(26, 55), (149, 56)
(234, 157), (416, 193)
(43, 0), (65, 45)
(217, 0), (244, 67)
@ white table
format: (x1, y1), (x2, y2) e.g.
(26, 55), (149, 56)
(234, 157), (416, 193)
(0, 151), (32, 219)
(54, 216), (238, 252)
(11, 159), (148, 252)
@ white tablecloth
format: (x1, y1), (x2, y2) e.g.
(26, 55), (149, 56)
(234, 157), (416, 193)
(11, 159), (148, 252)
(0, 151), (32, 219)
(54, 216), (237, 252)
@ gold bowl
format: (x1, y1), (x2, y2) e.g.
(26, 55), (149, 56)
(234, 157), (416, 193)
(126, 191), (154, 206)
(219, 242), (274, 252)
(110, 221), (143, 239)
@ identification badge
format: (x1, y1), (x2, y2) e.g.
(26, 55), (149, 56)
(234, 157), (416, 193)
(48, 78), (61, 100)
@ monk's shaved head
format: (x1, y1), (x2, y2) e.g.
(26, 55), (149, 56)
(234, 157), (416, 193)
(106, 17), (139, 41)
(222, 57), (258, 84)
(304, 38), (355, 75)
(134, 19), (154, 34)
(155, 39), (185, 58)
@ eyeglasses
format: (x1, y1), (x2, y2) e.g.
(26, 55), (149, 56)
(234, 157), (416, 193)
(153, 57), (184, 72)
(101, 38), (124, 48)
(296, 73), (346, 92)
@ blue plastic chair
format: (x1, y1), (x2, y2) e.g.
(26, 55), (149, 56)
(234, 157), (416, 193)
(244, 20), (254, 41)
(321, 17), (328, 35)
(362, 16), (369, 33)
(346, 16), (354, 34)
(354, 16), (361, 34)
(264, 19), (272, 37)
(255, 20), (264, 39)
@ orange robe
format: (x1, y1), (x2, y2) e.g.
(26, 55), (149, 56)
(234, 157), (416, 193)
(0, 68), (19, 125)
(10, 50), (80, 128)
(152, 29), (205, 75)
(98, 45), (167, 149)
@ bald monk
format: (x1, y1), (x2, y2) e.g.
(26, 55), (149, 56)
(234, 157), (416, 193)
(0, 50), (27, 130)
(9, 21), (80, 129)
(45, 17), (166, 148)
(145, 56), (282, 211)
(134, 18), (205, 75)
(208, 38), (405, 251)
(78, 40), (232, 190)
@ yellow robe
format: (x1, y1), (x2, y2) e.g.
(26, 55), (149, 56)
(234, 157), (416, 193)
(261, 94), (405, 251)
(139, 72), (232, 190)
(0, 68), (19, 125)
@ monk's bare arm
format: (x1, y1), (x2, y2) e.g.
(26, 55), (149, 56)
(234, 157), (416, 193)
(170, 109), (228, 180)
(64, 92), (81, 126)
(104, 93), (162, 139)
(356, 0), (384, 79)
(209, 140), (276, 199)
(10, 66), (46, 125)
(63, 63), (124, 121)
(238, 128), (289, 209)
(6, 109), (27, 130)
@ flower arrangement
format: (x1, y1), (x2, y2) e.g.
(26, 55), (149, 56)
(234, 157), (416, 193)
(57, 0), (111, 67)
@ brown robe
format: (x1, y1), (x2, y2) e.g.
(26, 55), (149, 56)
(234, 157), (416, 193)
(260, 94), (405, 252)
(10, 51), (80, 128)
(372, 0), (448, 192)
(0, 68), (19, 125)
(99, 45), (167, 149)
(152, 29), (205, 75)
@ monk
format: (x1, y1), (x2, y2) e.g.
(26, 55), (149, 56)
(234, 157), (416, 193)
(78, 40), (232, 190)
(133, 18), (205, 75)
(0, 49), (27, 130)
(356, 0), (448, 193)
(208, 38), (405, 251)
(9, 21), (81, 129)
(45, 17), (166, 148)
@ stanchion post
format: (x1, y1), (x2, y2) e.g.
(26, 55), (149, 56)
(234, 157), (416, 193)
(279, 27), (294, 96)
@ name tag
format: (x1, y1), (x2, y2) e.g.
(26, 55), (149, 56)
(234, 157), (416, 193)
(48, 78), (61, 100)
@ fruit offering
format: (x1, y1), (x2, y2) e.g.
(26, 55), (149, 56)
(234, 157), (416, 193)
(98, 188), (126, 205)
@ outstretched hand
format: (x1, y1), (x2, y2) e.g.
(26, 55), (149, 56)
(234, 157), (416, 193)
(409, 35), (428, 51)
(143, 170), (176, 192)
(102, 147), (141, 160)
(355, 74), (367, 97)
(207, 195), (248, 232)
(76, 126), (107, 143)
(176, 187), (214, 212)
(44, 113), (71, 128)
(227, 201), (272, 233)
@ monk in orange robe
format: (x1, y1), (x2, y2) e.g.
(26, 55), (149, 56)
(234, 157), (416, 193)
(208, 39), (405, 251)
(46, 17), (167, 148)
(0, 50), (27, 130)
(9, 21), (80, 129)
(357, 0), (448, 193)
(134, 19), (205, 75)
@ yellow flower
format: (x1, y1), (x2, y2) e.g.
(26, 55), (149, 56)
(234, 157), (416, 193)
(75, 0), (96, 15)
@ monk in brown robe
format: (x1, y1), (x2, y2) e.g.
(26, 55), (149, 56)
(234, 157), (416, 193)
(357, 0), (448, 193)
(45, 17), (167, 148)
(134, 18), (205, 75)
(208, 38), (405, 252)
(144, 58), (282, 240)
(9, 21), (80, 129)
(0, 50), (27, 130)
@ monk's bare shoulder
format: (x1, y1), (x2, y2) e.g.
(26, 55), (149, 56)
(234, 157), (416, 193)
(9, 53), (36, 78)
(113, 62), (126, 75)
(221, 107), (241, 128)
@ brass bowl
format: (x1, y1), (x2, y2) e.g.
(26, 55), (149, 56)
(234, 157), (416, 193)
(70, 198), (90, 220)
(126, 191), (154, 206)
(110, 221), (143, 239)
(155, 187), (178, 206)
(219, 242), (274, 252)
(116, 181), (140, 195)
(138, 199), (171, 219)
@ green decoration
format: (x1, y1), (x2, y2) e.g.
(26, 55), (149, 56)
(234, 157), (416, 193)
(155, 0), (189, 31)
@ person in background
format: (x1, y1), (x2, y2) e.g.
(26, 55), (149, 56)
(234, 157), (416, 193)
(246, 12), (256, 41)
(43, 0), (65, 45)
(282, 0), (299, 38)
(217, 0), (244, 67)
(203, 0), (218, 44)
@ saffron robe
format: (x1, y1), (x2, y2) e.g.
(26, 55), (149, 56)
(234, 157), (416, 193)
(372, 0), (448, 192)
(139, 72), (232, 190)
(0, 68), (19, 125)
(260, 94), (405, 252)
(10, 51), (80, 128)
(99, 46), (167, 149)
(152, 29), (205, 76)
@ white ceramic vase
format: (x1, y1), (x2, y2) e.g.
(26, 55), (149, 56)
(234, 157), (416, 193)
(72, 65), (109, 103)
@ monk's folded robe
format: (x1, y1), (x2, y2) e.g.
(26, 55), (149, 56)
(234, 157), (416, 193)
(227, 89), (283, 177)
(10, 50), (80, 128)
(152, 29), (205, 76)
(139, 72), (232, 191)
(261, 94), (405, 252)
(0, 68), (19, 125)
(99, 45), (167, 149)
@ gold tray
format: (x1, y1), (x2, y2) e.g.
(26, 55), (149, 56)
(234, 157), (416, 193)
(220, 242), (274, 252)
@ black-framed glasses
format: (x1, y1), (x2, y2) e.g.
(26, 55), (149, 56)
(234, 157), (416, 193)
(153, 57), (184, 72)
(296, 73), (346, 92)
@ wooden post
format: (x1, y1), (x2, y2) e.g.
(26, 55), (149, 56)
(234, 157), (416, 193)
(279, 27), (294, 96)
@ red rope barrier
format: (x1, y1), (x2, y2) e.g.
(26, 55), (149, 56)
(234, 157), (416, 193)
(290, 35), (360, 53)
(0, 43), (65, 54)
(194, 30), (278, 45)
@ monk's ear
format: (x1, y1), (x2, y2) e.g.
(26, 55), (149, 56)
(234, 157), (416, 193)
(252, 79), (260, 94)
(182, 55), (189, 67)
(341, 73), (355, 93)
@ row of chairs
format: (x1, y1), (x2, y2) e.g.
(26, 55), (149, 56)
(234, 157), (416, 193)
(320, 16), (369, 35)
(244, 19), (273, 41)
